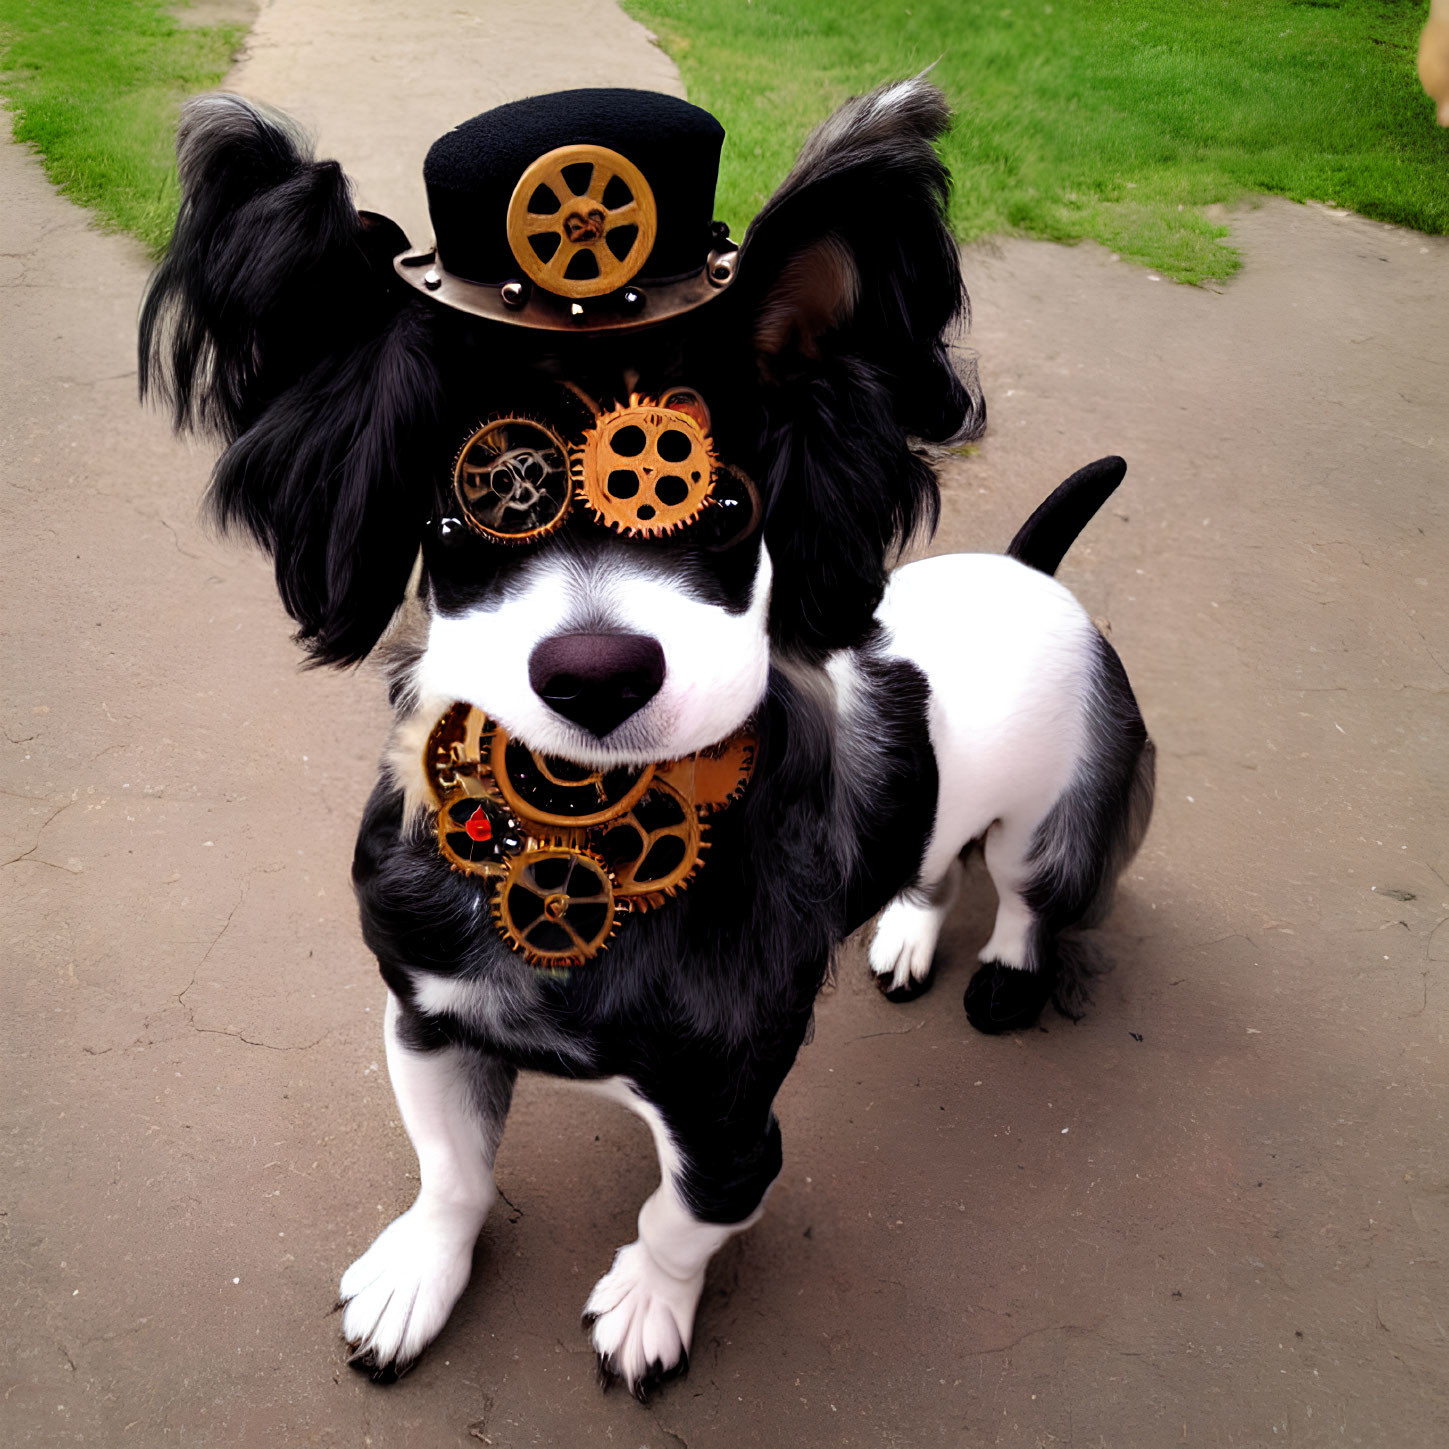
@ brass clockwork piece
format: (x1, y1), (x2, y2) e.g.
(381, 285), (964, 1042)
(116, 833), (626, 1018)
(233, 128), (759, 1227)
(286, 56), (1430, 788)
(490, 730), (655, 827)
(437, 792), (522, 878)
(493, 847), (618, 968)
(424, 703), (754, 970)
(425, 700), (496, 800)
(506, 144), (657, 299)
(593, 780), (704, 910)
(684, 728), (757, 814)
(453, 416), (573, 543)
(574, 396), (717, 536)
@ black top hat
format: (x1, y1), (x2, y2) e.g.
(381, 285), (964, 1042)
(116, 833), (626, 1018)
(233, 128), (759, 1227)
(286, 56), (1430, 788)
(395, 88), (739, 333)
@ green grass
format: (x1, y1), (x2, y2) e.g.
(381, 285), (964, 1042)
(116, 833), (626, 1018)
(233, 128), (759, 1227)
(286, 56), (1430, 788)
(0, 0), (244, 254)
(625, 0), (1448, 282)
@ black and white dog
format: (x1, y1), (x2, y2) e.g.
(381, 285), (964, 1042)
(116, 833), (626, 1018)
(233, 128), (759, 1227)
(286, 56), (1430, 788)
(140, 78), (1153, 1395)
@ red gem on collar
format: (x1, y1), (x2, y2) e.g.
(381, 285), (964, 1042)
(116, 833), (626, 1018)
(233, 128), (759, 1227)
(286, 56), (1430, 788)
(463, 806), (493, 843)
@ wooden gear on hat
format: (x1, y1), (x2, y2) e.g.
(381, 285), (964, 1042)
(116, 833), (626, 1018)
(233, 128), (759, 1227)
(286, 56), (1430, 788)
(506, 145), (658, 299)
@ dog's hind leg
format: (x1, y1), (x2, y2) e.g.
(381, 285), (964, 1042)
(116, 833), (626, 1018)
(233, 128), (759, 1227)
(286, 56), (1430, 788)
(963, 813), (1061, 1033)
(965, 637), (1155, 1035)
(583, 1077), (783, 1398)
(339, 991), (515, 1379)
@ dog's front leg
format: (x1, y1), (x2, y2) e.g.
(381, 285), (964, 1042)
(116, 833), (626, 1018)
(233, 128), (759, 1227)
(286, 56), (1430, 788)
(584, 1080), (780, 1397)
(339, 990), (515, 1379)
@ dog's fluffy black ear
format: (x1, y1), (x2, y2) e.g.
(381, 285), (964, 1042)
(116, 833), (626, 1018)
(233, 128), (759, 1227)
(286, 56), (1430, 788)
(140, 95), (437, 666)
(734, 76), (983, 654)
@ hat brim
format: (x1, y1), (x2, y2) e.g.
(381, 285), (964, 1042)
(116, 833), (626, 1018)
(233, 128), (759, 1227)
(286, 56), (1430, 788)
(394, 245), (738, 333)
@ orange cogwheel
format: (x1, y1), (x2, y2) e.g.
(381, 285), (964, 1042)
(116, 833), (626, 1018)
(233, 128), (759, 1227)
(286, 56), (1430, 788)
(591, 780), (705, 912)
(689, 728), (757, 814)
(573, 395), (717, 537)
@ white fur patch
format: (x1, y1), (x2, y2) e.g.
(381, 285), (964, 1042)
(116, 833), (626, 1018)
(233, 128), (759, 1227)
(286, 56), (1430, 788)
(338, 995), (498, 1371)
(875, 552), (1100, 968)
(578, 1077), (762, 1390)
(868, 860), (961, 990)
(382, 688), (456, 828)
(585, 1231), (709, 1386)
(339, 1197), (484, 1370)
(415, 546), (772, 767)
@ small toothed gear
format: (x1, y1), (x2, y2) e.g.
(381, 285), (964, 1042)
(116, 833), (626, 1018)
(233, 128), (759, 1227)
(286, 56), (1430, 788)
(425, 702), (502, 801)
(490, 730), (655, 827)
(493, 847), (618, 968)
(593, 780), (705, 911)
(686, 729), (757, 815)
(574, 395), (717, 537)
(436, 791), (522, 879)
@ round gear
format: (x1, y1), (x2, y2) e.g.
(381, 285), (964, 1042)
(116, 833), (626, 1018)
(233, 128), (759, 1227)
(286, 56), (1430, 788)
(690, 728), (757, 814)
(505, 144), (657, 300)
(574, 396), (717, 537)
(436, 792), (523, 878)
(453, 416), (573, 543)
(490, 727), (654, 827)
(493, 847), (617, 967)
(592, 780), (704, 910)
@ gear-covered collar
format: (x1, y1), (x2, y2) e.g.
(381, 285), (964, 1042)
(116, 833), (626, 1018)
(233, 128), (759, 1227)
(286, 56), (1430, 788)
(425, 703), (755, 971)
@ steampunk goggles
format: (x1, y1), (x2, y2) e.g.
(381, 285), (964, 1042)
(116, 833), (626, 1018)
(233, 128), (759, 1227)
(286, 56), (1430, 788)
(450, 387), (761, 549)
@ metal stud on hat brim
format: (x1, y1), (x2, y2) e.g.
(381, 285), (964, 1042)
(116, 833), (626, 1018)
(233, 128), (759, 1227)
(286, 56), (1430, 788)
(396, 237), (737, 332)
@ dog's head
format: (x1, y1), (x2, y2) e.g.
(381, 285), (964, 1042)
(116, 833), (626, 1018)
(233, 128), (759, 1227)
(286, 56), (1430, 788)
(141, 81), (980, 766)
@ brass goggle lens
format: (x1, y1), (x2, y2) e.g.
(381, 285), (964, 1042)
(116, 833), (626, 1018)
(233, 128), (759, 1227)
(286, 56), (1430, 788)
(450, 391), (760, 549)
(453, 417), (573, 543)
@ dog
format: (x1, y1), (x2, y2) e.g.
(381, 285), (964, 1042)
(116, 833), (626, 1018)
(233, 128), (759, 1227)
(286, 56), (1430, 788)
(139, 77), (1154, 1396)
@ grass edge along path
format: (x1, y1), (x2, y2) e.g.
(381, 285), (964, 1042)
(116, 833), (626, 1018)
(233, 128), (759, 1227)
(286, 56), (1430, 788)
(625, 0), (1448, 284)
(0, 0), (245, 255)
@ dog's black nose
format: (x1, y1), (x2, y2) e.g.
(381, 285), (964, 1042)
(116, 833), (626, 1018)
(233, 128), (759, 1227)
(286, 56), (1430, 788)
(528, 632), (666, 738)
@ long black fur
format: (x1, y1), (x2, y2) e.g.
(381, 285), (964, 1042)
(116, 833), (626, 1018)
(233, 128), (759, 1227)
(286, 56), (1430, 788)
(140, 83), (978, 669)
(139, 95), (436, 664)
(732, 77), (985, 657)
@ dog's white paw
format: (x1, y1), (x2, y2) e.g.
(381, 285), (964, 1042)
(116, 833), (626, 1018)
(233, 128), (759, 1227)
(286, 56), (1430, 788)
(338, 1199), (484, 1379)
(584, 1240), (702, 1398)
(868, 893), (944, 995)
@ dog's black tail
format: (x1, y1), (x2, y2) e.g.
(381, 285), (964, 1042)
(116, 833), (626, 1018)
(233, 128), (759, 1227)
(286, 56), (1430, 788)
(1005, 455), (1127, 578)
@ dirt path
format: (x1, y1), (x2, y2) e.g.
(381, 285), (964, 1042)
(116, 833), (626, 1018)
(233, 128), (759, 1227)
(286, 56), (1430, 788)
(226, 0), (682, 245)
(2, 4), (1446, 1445)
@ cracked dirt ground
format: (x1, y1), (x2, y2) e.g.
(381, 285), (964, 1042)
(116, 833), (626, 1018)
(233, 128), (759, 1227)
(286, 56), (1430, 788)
(3, 3), (1448, 1444)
